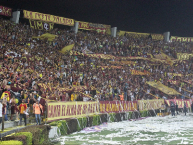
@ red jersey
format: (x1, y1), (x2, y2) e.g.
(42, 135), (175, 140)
(19, 104), (27, 114)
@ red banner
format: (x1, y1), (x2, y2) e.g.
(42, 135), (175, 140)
(0, 6), (12, 17)
(131, 69), (151, 75)
(99, 101), (138, 113)
(165, 99), (192, 108)
(77, 21), (109, 34)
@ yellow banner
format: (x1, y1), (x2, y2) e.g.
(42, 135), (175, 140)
(47, 101), (99, 121)
(32, 33), (57, 41)
(85, 54), (117, 60)
(177, 53), (193, 60)
(151, 34), (164, 40)
(168, 73), (183, 77)
(146, 81), (180, 95)
(171, 36), (193, 42)
(154, 52), (174, 66)
(119, 31), (149, 38)
(138, 99), (164, 111)
(23, 10), (74, 26)
(60, 44), (75, 54)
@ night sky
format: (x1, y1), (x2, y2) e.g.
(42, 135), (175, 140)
(1, 0), (193, 37)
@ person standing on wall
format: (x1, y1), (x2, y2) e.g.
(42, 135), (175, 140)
(119, 93), (124, 101)
(19, 99), (27, 126)
(184, 102), (187, 116)
(191, 102), (193, 113)
(170, 103), (175, 116)
(33, 100), (43, 125)
(175, 102), (178, 115)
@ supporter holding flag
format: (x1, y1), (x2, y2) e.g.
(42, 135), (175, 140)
(184, 102), (187, 116)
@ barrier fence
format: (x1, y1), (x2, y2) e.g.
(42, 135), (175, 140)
(165, 99), (192, 108)
(46, 99), (192, 122)
(138, 99), (164, 111)
(47, 101), (99, 122)
(99, 101), (137, 113)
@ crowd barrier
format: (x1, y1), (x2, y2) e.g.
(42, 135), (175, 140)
(99, 101), (137, 113)
(47, 101), (99, 122)
(165, 99), (192, 108)
(138, 99), (164, 111)
(46, 99), (192, 122)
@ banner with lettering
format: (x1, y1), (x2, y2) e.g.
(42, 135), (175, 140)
(38, 83), (87, 93)
(99, 101), (137, 113)
(171, 36), (193, 42)
(138, 99), (164, 111)
(29, 20), (54, 31)
(165, 99), (192, 108)
(177, 53), (193, 60)
(47, 101), (99, 121)
(151, 34), (164, 40)
(23, 10), (74, 26)
(131, 69), (151, 76)
(84, 54), (117, 60)
(119, 31), (149, 38)
(77, 21), (110, 34)
(0, 6), (12, 17)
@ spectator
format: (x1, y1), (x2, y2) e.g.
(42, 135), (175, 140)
(19, 99), (27, 126)
(33, 100), (43, 125)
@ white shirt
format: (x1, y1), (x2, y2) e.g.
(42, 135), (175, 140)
(0, 103), (2, 117)
(179, 87), (181, 92)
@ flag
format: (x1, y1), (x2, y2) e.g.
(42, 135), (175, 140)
(60, 44), (75, 54)
(32, 33), (57, 41)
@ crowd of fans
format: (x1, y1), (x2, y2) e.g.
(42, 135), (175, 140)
(0, 18), (193, 124)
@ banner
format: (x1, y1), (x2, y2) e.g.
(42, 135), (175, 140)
(29, 20), (54, 31)
(32, 33), (57, 41)
(47, 101), (99, 121)
(60, 44), (75, 54)
(168, 73), (183, 77)
(177, 53), (193, 60)
(77, 21), (110, 34)
(119, 31), (149, 38)
(38, 83), (87, 93)
(131, 70), (151, 76)
(23, 10), (74, 26)
(98, 66), (122, 69)
(154, 52), (173, 66)
(171, 36), (193, 42)
(165, 99), (192, 108)
(120, 56), (148, 60)
(151, 34), (164, 40)
(138, 99), (164, 111)
(85, 54), (117, 60)
(99, 101), (137, 113)
(0, 6), (12, 17)
(146, 81), (181, 95)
